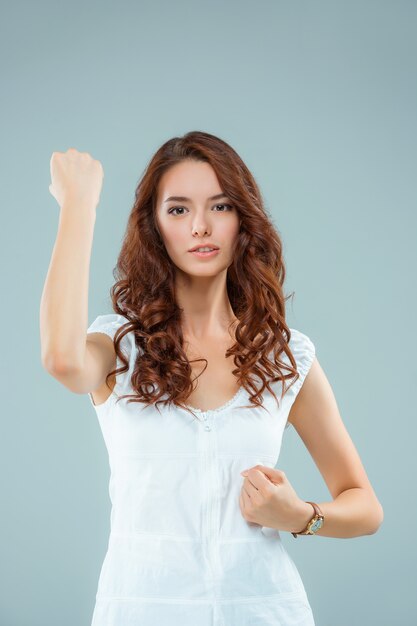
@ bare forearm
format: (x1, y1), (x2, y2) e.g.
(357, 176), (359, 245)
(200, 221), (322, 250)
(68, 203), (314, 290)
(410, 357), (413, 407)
(40, 202), (96, 371)
(293, 488), (384, 538)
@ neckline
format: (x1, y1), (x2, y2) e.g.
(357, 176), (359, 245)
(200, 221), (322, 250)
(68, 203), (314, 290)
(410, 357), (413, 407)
(182, 386), (245, 416)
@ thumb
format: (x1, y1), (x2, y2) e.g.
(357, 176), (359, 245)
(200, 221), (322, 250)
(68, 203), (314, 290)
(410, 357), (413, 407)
(259, 466), (286, 484)
(49, 184), (56, 200)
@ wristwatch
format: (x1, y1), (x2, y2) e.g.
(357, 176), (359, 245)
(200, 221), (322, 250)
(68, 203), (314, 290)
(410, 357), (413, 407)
(291, 501), (324, 538)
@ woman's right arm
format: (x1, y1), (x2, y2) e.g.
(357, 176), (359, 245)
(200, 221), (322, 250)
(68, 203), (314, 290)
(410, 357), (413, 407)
(40, 148), (114, 394)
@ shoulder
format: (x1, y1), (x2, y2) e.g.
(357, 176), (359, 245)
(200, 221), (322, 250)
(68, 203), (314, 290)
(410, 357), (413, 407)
(286, 328), (316, 392)
(87, 313), (130, 337)
(86, 313), (141, 395)
(287, 327), (315, 353)
(87, 313), (137, 357)
(279, 327), (317, 428)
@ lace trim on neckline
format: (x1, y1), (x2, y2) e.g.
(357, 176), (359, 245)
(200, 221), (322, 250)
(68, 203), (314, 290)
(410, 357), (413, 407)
(182, 386), (245, 415)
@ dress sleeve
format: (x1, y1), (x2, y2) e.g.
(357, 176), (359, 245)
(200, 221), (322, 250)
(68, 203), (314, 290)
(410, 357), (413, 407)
(87, 314), (129, 342)
(86, 313), (137, 404)
(283, 328), (316, 429)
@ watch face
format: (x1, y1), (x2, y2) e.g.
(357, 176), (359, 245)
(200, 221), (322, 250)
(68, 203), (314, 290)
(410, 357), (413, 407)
(311, 518), (323, 532)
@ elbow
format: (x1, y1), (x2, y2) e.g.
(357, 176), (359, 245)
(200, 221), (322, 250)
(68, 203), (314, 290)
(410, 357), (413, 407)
(367, 501), (384, 535)
(42, 352), (82, 376)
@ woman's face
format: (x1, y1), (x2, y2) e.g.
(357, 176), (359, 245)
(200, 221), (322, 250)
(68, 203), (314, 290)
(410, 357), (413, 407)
(155, 159), (241, 277)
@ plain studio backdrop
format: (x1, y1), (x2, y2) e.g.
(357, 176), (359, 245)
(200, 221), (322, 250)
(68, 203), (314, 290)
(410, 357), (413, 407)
(1, 1), (416, 625)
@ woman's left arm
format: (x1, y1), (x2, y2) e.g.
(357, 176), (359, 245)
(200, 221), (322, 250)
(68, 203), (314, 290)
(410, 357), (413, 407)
(287, 357), (384, 538)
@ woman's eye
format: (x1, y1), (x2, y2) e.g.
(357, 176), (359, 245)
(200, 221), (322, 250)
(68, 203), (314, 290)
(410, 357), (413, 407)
(214, 203), (233, 211)
(168, 204), (233, 216)
(168, 206), (187, 216)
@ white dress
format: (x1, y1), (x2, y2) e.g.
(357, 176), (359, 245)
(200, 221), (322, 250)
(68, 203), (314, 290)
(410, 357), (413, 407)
(87, 313), (316, 626)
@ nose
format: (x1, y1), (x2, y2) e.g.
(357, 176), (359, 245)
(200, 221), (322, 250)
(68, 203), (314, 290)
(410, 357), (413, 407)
(191, 215), (211, 236)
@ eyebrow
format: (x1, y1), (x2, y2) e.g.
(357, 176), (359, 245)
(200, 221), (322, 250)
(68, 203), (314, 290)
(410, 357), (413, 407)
(163, 193), (229, 203)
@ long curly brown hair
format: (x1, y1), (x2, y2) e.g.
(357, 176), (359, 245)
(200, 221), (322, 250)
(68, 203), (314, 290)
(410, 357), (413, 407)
(105, 130), (301, 419)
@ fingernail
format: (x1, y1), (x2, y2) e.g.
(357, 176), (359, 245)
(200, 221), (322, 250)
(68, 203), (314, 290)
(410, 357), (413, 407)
(240, 471), (248, 476)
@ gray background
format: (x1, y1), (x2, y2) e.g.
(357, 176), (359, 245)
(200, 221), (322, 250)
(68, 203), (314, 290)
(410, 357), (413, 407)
(1, 0), (416, 624)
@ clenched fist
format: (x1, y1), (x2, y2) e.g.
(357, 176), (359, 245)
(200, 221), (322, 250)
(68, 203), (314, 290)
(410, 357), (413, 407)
(239, 465), (311, 533)
(49, 147), (104, 210)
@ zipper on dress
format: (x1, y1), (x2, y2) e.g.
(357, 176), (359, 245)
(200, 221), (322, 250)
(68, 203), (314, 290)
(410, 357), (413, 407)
(202, 411), (223, 583)
(208, 420), (223, 579)
(202, 412), (217, 579)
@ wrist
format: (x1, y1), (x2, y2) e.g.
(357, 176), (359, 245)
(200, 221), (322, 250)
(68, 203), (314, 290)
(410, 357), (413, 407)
(292, 500), (315, 534)
(61, 197), (98, 215)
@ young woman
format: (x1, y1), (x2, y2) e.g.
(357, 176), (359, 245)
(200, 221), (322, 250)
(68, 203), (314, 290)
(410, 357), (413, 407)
(41, 131), (383, 626)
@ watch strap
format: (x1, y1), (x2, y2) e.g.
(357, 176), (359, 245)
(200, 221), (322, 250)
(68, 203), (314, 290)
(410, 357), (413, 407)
(291, 501), (324, 538)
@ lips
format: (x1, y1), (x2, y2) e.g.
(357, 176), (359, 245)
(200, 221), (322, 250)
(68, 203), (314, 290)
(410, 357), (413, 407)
(188, 244), (219, 252)
(189, 248), (220, 258)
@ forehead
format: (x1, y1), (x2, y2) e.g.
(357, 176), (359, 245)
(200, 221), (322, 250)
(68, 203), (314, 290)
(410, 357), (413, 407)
(157, 160), (222, 203)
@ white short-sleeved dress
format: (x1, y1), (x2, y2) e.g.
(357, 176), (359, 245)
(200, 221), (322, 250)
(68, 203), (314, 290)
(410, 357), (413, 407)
(86, 313), (317, 626)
